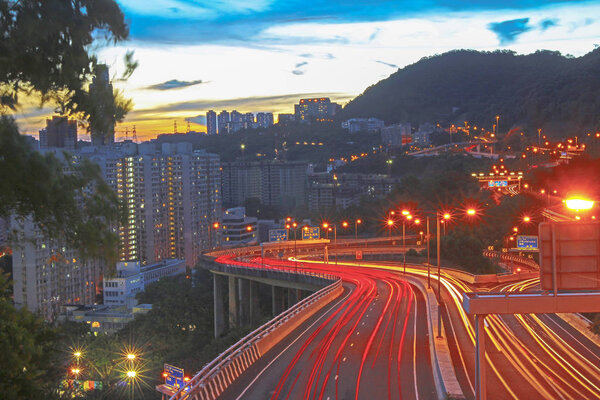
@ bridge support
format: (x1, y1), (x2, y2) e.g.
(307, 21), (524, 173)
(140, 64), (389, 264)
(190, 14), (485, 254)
(272, 286), (284, 316)
(229, 276), (238, 329)
(288, 287), (298, 306)
(249, 281), (260, 325)
(213, 274), (227, 338)
(475, 314), (487, 400)
(239, 278), (250, 326)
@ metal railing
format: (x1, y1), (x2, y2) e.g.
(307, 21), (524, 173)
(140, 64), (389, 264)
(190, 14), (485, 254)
(167, 266), (342, 400)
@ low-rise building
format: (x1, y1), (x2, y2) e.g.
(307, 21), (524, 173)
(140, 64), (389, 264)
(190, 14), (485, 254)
(381, 123), (412, 147)
(58, 303), (152, 334)
(221, 207), (257, 246)
(341, 118), (384, 133)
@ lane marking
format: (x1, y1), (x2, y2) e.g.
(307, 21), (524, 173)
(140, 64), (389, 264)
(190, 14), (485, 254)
(234, 288), (352, 400)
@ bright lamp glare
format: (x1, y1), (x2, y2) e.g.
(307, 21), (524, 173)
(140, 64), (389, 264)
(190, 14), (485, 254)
(387, 219), (394, 226)
(565, 198), (594, 211)
(127, 371), (136, 378)
(127, 354), (136, 360)
(466, 209), (476, 216)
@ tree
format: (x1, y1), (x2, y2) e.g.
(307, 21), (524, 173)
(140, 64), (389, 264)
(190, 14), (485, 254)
(0, 273), (61, 399)
(0, 0), (134, 263)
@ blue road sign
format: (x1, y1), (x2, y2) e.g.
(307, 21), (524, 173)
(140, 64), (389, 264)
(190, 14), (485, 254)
(269, 229), (288, 242)
(302, 227), (320, 240)
(488, 180), (508, 187)
(517, 235), (538, 250)
(164, 364), (184, 389)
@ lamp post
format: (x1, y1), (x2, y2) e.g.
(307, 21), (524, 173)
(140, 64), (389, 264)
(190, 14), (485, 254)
(426, 217), (431, 288)
(355, 219), (362, 240)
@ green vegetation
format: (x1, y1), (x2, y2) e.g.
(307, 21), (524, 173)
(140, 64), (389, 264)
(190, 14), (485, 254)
(341, 49), (600, 138)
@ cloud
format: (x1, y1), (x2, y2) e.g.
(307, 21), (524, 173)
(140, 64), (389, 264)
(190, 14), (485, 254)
(375, 60), (398, 69)
(127, 92), (353, 118)
(539, 18), (558, 31)
(145, 79), (205, 90)
(187, 115), (207, 125)
(369, 28), (381, 41)
(292, 61), (308, 75)
(299, 53), (335, 59)
(488, 18), (532, 45)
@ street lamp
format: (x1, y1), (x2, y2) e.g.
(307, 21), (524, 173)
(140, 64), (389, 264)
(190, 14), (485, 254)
(565, 197), (594, 211)
(355, 219), (362, 240)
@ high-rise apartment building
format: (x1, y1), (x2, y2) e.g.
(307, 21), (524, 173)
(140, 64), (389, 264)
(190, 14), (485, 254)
(217, 110), (230, 134)
(89, 65), (115, 146)
(230, 110), (243, 132)
(243, 112), (255, 129)
(206, 110), (217, 135)
(221, 161), (262, 206)
(39, 116), (77, 149)
(256, 112), (274, 128)
(294, 98), (340, 122)
(11, 142), (221, 320)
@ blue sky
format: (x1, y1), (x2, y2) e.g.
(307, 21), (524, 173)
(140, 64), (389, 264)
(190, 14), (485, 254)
(16, 0), (600, 139)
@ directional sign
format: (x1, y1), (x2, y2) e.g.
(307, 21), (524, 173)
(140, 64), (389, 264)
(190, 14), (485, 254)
(516, 235), (538, 250)
(302, 227), (320, 240)
(356, 250), (363, 260)
(488, 180), (508, 187)
(269, 229), (288, 242)
(164, 364), (184, 389)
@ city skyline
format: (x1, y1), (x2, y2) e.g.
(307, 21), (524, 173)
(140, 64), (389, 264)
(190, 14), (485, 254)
(13, 0), (600, 141)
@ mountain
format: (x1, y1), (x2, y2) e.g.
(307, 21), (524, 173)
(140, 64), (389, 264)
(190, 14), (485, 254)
(341, 49), (600, 135)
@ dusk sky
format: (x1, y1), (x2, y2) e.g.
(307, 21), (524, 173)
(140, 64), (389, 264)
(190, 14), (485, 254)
(16, 0), (600, 141)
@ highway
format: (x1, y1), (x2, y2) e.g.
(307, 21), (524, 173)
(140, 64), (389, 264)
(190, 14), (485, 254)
(213, 254), (600, 400)
(220, 258), (437, 400)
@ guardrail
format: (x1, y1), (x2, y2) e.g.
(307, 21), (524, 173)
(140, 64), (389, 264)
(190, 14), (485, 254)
(166, 268), (343, 400)
(483, 250), (539, 270)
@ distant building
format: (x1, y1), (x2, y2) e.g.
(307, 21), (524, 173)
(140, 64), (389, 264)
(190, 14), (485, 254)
(58, 303), (152, 334)
(89, 65), (115, 146)
(256, 112), (274, 128)
(243, 112), (255, 129)
(294, 98), (340, 122)
(413, 123), (437, 146)
(221, 160), (308, 209)
(341, 118), (384, 133)
(308, 172), (399, 211)
(277, 114), (295, 124)
(218, 110), (230, 134)
(222, 207), (257, 246)
(206, 110), (217, 135)
(230, 110), (244, 132)
(39, 116), (77, 149)
(103, 259), (185, 307)
(381, 123), (412, 147)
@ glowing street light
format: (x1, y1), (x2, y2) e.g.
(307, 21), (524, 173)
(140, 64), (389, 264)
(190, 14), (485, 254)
(354, 219), (362, 240)
(401, 209), (410, 216)
(73, 351), (82, 359)
(127, 353), (136, 361)
(466, 208), (477, 216)
(126, 370), (137, 379)
(565, 198), (594, 211)
(523, 216), (531, 223)
(71, 368), (81, 376)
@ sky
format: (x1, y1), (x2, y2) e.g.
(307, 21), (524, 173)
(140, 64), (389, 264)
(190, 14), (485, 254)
(15, 0), (600, 141)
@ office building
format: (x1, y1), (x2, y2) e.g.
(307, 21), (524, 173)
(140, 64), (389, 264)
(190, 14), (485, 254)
(89, 65), (115, 146)
(221, 161), (262, 206)
(206, 110), (217, 135)
(39, 116), (77, 149)
(221, 207), (257, 246)
(294, 98), (341, 122)
(413, 123), (437, 146)
(243, 112), (255, 129)
(218, 110), (230, 134)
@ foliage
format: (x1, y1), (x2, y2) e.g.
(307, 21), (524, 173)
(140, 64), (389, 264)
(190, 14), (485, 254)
(341, 49), (600, 138)
(0, 273), (62, 399)
(0, 117), (121, 263)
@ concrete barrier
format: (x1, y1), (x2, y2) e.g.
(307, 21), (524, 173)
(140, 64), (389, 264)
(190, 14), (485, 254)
(404, 275), (465, 400)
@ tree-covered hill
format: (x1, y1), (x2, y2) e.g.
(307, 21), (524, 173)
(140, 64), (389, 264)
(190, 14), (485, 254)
(340, 49), (600, 136)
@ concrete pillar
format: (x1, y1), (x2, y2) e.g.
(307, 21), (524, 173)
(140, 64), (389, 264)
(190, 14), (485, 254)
(249, 281), (260, 325)
(287, 287), (298, 306)
(272, 286), (284, 316)
(239, 278), (250, 326)
(228, 276), (238, 330)
(213, 274), (226, 338)
(475, 314), (487, 400)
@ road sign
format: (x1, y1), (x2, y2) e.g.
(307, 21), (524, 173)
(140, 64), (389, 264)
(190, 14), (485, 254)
(488, 180), (508, 187)
(539, 222), (600, 291)
(269, 229), (288, 242)
(356, 250), (362, 260)
(516, 235), (538, 251)
(302, 227), (320, 240)
(164, 364), (184, 389)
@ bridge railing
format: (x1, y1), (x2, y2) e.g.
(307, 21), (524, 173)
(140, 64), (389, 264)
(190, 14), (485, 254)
(167, 267), (343, 400)
(483, 250), (539, 270)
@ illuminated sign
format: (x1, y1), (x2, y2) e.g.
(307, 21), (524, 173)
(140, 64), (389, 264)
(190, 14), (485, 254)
(516, 235), (538, 250)
(487, 180), (508, 187)
(302, 227), (320, 240)
(269, 229), (288, 242)
(164, 364), (184, 389)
